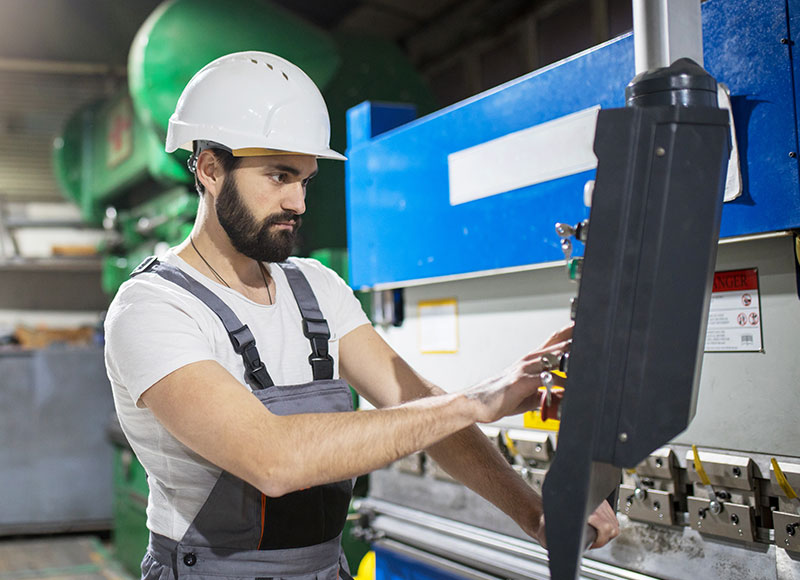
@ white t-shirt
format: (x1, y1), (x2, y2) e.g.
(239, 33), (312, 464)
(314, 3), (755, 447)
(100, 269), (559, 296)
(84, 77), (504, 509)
(104, 250), (370, 541)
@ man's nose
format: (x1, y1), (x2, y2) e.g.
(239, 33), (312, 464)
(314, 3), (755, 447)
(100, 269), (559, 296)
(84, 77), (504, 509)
(282, 182), (306, 215)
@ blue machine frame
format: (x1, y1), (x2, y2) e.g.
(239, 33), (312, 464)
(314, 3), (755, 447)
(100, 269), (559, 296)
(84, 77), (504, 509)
(345, 0), (800, 289)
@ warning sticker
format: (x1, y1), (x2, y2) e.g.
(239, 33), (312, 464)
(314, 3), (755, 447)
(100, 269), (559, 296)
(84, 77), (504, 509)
(704, 268), (763, 352)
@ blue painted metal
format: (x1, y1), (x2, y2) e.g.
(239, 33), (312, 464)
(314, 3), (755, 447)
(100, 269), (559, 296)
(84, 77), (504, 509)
(373, 545), (470, 580)
(346, 0), (800, 288)
(346, 101), (418, 144)
(785, 0), (800, 183)
(702, 0), (800, 239)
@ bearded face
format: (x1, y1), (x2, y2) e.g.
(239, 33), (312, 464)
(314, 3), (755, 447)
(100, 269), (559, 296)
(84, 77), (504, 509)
(215, 172), (302, 263)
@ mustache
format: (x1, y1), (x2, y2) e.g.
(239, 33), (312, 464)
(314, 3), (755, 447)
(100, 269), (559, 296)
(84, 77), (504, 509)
(264, 211), (302, 228)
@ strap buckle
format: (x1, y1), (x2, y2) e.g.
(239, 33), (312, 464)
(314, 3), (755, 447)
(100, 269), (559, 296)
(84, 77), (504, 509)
(241, 342), (265, 374)
(302, 318), (330, 340)
(308, 353), (334, 380)
(229, 325), (273, 389)
(303, 319), (333, 380)
(230, 325), (255, 353)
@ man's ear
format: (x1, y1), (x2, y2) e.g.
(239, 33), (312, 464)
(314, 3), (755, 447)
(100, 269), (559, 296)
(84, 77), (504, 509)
(195, 150), (223, 196)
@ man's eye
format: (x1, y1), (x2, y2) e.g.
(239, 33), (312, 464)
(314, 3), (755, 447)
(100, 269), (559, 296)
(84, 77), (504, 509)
(269, 173), (286, 184)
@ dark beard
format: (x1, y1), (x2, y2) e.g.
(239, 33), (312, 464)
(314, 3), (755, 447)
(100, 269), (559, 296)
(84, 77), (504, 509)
(215, 175), (301, 263)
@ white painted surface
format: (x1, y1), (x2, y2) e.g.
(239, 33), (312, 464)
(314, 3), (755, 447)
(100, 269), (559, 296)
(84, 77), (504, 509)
(372, 236), (800, 456)
(447, 106), (600, 206)
(374, 265), (575, 428)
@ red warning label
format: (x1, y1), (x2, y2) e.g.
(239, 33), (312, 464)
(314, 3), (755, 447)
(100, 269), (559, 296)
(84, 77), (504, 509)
(712, 269), (759, 293)
(705, 268), (762, 352)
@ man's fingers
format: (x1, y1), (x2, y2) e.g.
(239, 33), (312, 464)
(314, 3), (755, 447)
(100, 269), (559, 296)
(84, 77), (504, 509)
(521, 339), (572, 368)
(541, 323), (574, 348)
(587, 500), (620, 548)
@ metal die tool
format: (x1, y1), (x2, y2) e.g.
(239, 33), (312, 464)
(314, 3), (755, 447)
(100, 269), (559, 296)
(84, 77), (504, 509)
(770, 459), (800, 515)
(774, 511), (800, 552)
(686, 449), (758, 541)
(505, 429), (554, 464)
(770, 459), (800, 552)
(505, 429), (554, 495)
(686, 448), (756, 493)
(619, 448), (680, 525)
(620, 484), (675, 525)
(688, 496), (756, 541)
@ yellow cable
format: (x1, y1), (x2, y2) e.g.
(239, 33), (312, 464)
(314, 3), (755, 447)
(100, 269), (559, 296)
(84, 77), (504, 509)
(772, 458), (799, 500)
(692, 445), (712, 486)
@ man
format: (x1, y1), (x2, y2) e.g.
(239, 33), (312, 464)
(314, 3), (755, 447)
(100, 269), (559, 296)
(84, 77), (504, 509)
(105, 51), (618, 580)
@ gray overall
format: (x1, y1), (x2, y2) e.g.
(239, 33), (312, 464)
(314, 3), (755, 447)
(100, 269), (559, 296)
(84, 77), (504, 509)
(131, 257), (355, 580)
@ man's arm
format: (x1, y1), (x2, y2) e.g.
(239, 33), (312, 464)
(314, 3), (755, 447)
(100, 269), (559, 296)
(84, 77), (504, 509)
(137, 327), (560, 499)
(338, 324), (619, 548)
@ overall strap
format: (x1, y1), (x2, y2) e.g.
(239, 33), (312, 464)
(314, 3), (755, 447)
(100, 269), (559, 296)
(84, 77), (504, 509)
(278, 261), (334, 381)
(131, 256), (274, 390)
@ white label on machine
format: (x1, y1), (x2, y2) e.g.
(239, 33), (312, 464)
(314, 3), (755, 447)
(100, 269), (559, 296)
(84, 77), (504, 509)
(447, 106), (600, 206)
(448, 84), (742, 206)
(704, 269), (763, 352)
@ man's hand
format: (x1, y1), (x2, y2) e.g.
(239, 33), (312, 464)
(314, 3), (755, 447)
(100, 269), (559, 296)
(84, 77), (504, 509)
(530, 499), (620, 549)
(586, 500), (620, 548)
(464, 324), (572, 423)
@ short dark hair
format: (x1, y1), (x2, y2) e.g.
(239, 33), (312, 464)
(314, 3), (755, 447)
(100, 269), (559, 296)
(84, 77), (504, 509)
(192, 142), (241, 195)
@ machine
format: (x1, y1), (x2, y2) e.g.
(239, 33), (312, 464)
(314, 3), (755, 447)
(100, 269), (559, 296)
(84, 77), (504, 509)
(345, 0), (800, 578)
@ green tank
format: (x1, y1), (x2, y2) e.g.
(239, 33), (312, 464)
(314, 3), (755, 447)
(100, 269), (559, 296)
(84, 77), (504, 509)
(128, 0), (436, 252)
(52, 91), (190, 225)
(128, 0), (341, 139)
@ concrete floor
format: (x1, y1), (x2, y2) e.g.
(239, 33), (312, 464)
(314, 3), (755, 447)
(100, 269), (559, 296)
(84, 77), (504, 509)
(0, 535), (134, 580)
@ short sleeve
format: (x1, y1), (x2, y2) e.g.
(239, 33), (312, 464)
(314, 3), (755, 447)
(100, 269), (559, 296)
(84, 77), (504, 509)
(104, 278), (218, 406)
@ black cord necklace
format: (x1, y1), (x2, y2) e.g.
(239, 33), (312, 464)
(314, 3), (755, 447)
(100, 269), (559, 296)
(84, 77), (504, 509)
(191, 236), (228, 287)
(191, 236), (272, 304)
(257, 261), (273, 304)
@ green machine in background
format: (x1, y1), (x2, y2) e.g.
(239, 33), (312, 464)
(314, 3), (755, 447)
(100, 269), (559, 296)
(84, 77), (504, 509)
(52, 0), (436, 574)
(54, 0), (436, 296)
(52, 91), (190, 225)
(127, 0), (437, 254)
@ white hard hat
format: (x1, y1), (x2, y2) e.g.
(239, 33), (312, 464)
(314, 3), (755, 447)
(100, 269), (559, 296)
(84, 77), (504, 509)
(165, 51), (345, 161)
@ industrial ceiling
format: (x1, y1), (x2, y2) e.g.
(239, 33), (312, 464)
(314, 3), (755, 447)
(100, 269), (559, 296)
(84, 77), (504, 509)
(0, 0), (632, 105)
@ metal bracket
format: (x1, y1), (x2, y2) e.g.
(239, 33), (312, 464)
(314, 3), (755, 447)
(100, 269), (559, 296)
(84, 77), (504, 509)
(688, 497), (755, 541)
(773, 511), (800, 552)
(619, 485), (676, 525)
